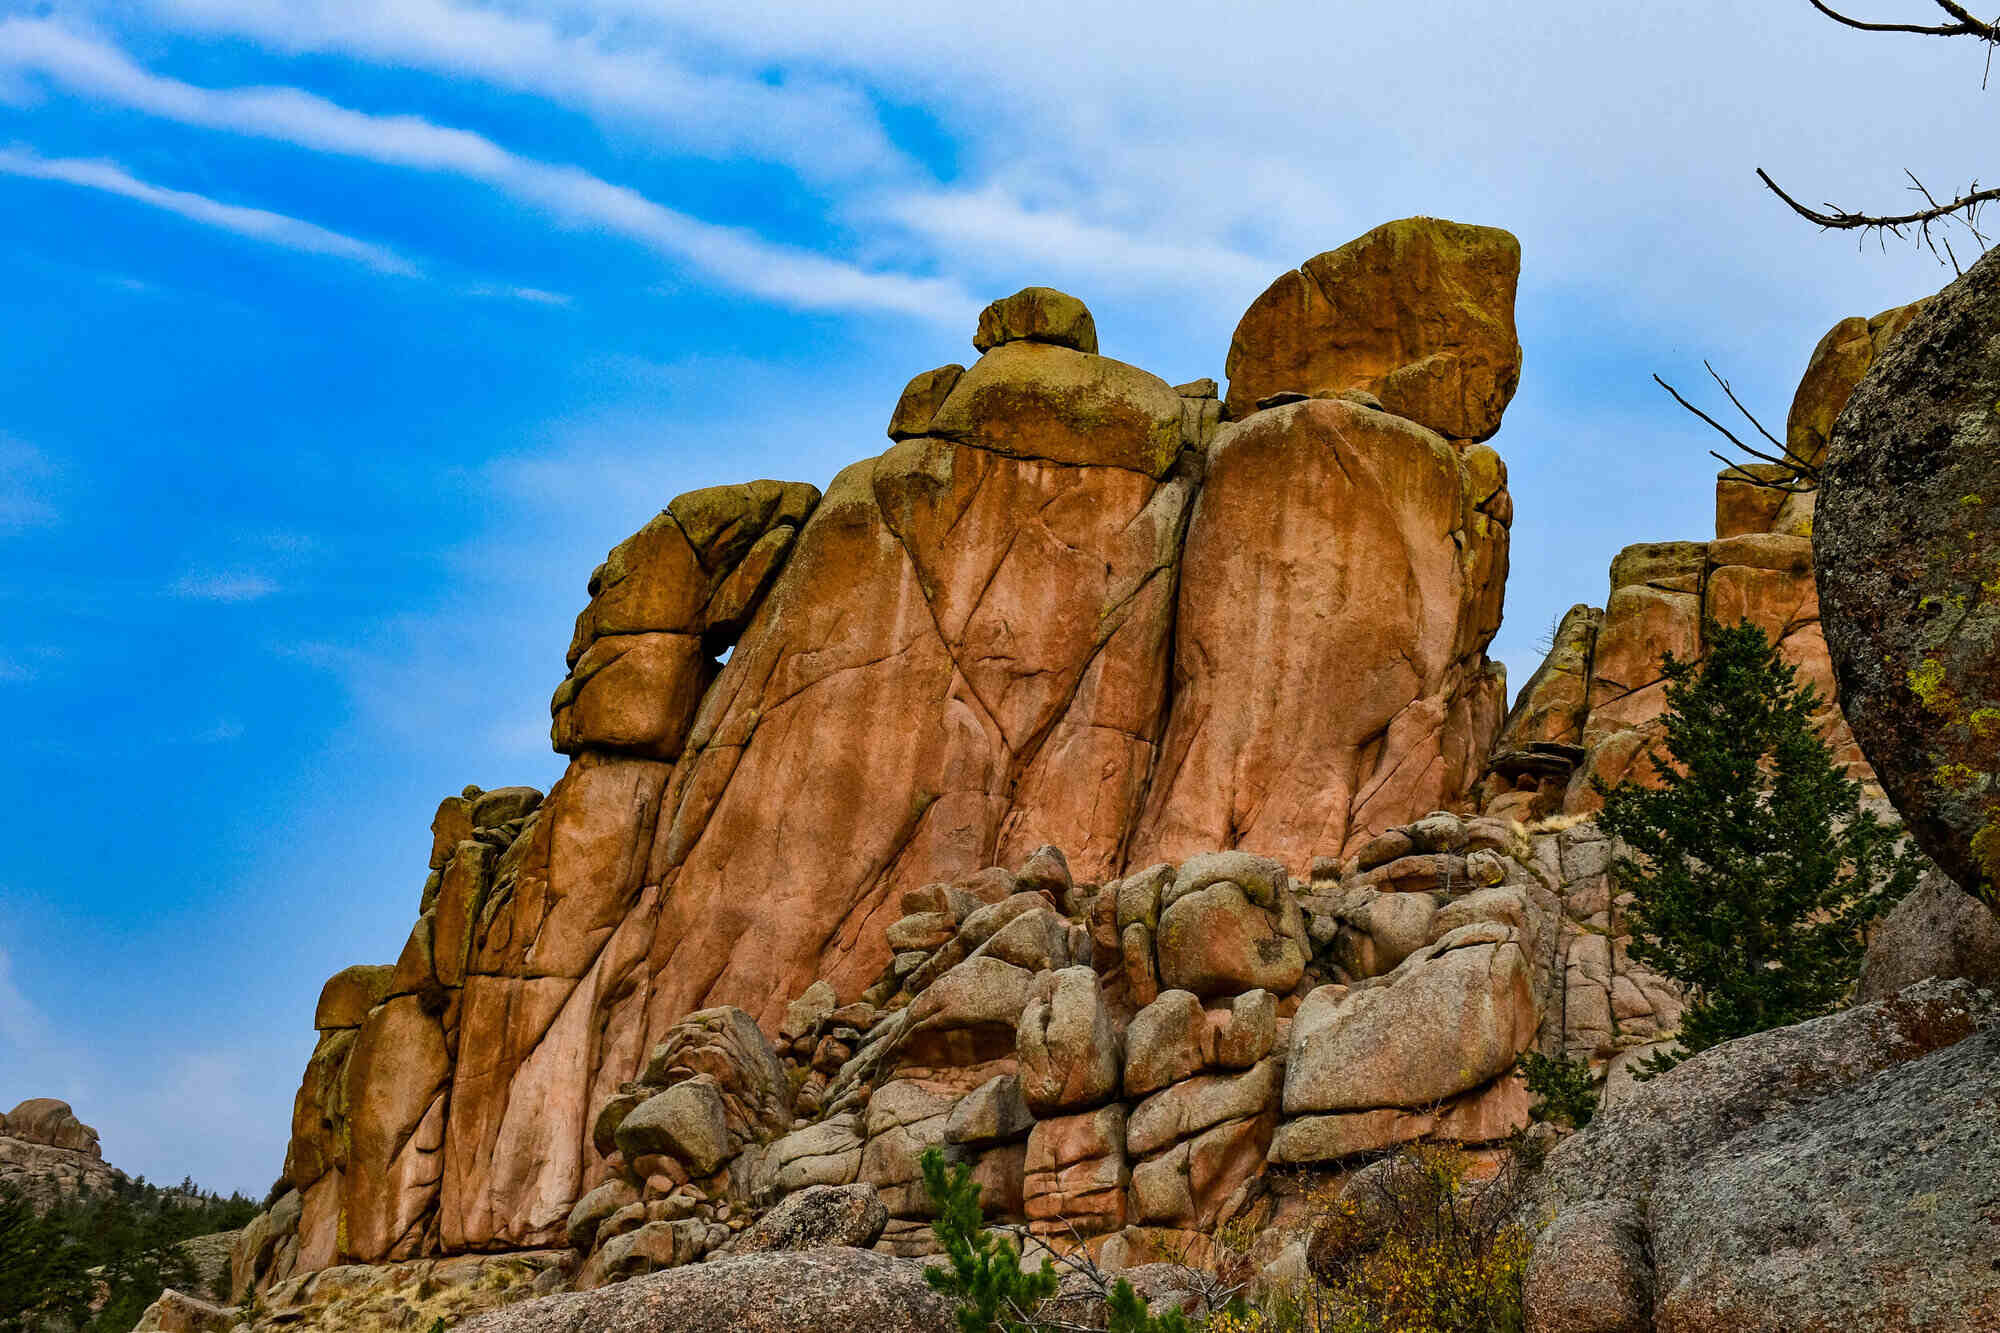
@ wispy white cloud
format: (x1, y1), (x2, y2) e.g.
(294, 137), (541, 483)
(169, 570), (280, 602)
(193, 719), (246, 743)
(0, 942), (45, 1055)
(0, 20), (974, 323)
(0, 659), (35, 684)
(0, 434), (60, 534)
(142, 0), (905, 183)
(0, 145), (421, 276)
(470, 283), (573, 306)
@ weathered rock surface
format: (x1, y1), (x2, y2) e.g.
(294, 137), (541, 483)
(732, 1184), (888, 1255)
(1858, 864), (2000, 1000)
(1223, 218), (1523, 439)
(1529, 980), (2000, 1333)
(1, 1098), (101, 1155)
(455, 1248), (956, 1333)
(0, 1099), (123, 1207)
(1818, 246), (2000, 901)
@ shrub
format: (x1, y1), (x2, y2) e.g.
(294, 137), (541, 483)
(1272, 1144), (1529, 1333)
(1516, 1050), (1598, 1130)
(918, 1147), (1196, 1333)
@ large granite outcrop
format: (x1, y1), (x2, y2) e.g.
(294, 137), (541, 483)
(1526, 979), (2000, 1332)
(1818, 246), (2000, 903)
(250, 217), (1525, 1276)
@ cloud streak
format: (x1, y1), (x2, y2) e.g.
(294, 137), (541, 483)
(0, 435), (60, 535)
(0, 146), (420, 275)
(0, 20), (974, 323)
(142, 0), (905, 183)
(169, 571), (281, 602)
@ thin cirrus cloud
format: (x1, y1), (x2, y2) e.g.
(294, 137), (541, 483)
(0, 146), (420, 276)
(0, 434), (61, 534)
(138, 0), (906, 183)
(0, 19), (974, 323)
(168, 570), (281, 602)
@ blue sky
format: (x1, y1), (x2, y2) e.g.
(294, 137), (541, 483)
(0, 0), (1987, 1194)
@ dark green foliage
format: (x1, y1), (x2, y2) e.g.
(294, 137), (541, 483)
(0, 1175), (259, 1333)
(1516, 1050), (1598, 1130)
(919, 1148), (1192, 1333)
(1596, 619), (1924, 1077)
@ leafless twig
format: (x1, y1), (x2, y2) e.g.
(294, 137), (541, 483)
(1653, 366), (1818, 492)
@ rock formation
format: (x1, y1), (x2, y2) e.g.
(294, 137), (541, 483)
(1482, 300), (1925, 823)
(247, 217), (1525, 1279)
(1818, 245), (2000, 902)
(226, 213), (1990, 1333)
(0, 1097), (122, 1208)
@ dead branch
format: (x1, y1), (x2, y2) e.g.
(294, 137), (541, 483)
(1653, 367), (1818, 492)
(1805, 0), (1997, 37)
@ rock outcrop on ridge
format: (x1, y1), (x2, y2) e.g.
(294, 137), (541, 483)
(0, 1097), (123, 1208)
(243, 217), (1528, 1279)
(1482, 299), (1925, 823)
(1818, 245), (2000, 903)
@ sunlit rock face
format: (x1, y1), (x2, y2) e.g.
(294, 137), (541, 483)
(251, 216), (1525, 1275)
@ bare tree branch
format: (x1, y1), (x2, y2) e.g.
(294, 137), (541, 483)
(1805, 0), (1997, 36)
(1758, 167), (2000, 234)
(1654, 371), (1818, 491)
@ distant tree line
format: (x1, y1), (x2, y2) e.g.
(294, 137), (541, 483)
(0, 1175), (258, 1333)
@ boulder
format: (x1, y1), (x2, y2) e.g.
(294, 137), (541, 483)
(566, 1180), (639, 1253)
(456, 1248), (956, 1333)
(1284, 937), (1537, 1113)
(1644, 1024), (2000, 1330)
(1522, 1200), (1652, 1333)
(928, 341), (1183, 475)
(973, 287), (1099, 355)
(615, 1079), (731, 1177)
(1817, 248), (2000, 900)
(1016, 966), (1122, 1113)
(1538, 978), (2000, 1211)
(1122, 990), (1210, 1096)
(1858, 865), (2000, 1000)
(1222, 217), (1522, 440)
(942, 1076), (1033, 1150)
(312, 965), (394, 1032)
(132, 1289), (234, 1333)
(733, 1184), (888, 1255)
(887, 365), (965, 440)
(1, 1099), (100, 1156)
(1155, 882), (1306, 998)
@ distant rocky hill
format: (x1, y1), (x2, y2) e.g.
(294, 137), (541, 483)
(0, 1098), (123, 1208)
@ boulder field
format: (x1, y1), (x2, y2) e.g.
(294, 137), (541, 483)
(211, 216), (1999, 1332)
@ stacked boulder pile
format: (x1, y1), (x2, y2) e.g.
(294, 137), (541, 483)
(546, 810), (1687, 1289)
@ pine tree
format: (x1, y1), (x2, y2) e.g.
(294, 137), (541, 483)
(1596, 619), (1922, 1076)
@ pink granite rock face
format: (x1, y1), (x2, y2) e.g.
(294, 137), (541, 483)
(267, 220), (1522, 1270)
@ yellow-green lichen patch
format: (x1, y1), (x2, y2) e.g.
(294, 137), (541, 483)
(1934, 763), (1981, 793)
(1908, 657), (1960, 721)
